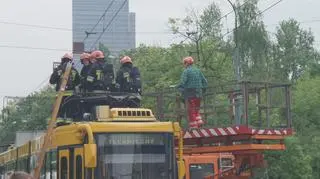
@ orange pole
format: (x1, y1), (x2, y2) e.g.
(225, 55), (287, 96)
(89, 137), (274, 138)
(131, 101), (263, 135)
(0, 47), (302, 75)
(33, 62), (72, 179)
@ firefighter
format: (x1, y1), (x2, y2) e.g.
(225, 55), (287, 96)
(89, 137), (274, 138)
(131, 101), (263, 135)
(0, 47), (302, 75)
(86, 50), (114, 92)
(49, 52), (80, 92)
(49, 53), (80, 121)
(115, 56), (141, 107)
(116, 56), (142, 94)
(79, 52), (91, 92)
(178, 56), (208, 128)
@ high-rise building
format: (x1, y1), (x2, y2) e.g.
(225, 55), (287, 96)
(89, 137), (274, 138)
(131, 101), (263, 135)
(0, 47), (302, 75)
(72, 0), (136, 55)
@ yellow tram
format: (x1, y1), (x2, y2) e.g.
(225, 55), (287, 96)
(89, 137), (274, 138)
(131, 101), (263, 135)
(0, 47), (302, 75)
(0, 96), (185, 179)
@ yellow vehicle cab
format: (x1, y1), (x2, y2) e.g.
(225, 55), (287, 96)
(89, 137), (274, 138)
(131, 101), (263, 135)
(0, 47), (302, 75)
(0, 93), (185, 179)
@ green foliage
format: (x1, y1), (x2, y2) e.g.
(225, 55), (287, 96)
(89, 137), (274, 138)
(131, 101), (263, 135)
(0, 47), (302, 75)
(273, 19), (315, 82)
(166, 1), (320, 177)
(265, 137), (312, 179)
(0, 86), (55, 144)
(98, 42), (110, 58)
(199, 3), (222, 38)
(293, 77), (320, 132)
(236, 0), (271, 80)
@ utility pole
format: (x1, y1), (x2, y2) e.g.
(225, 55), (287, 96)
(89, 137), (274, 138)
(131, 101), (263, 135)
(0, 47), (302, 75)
(186, 31), (201, 62)
(227, 0), (242, 125)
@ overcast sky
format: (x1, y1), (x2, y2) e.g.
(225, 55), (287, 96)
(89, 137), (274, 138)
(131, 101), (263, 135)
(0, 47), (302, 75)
(0, 0), (320, 107)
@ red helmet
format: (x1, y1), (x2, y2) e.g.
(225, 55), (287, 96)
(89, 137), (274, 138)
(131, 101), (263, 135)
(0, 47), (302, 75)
(80, 53), (90, 61)
(183, 56), (194, 65)
(120, 56), (132, 64)
(61, 52), (73, 60)
(91, 50), (105, 59)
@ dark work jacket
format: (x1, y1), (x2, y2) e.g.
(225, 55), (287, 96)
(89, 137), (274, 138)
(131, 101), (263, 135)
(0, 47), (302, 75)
(80, 64), (91, 91)
(49, 62), (80, 91)
(86, 61), (114, 91)
(116, 63), (142, 94)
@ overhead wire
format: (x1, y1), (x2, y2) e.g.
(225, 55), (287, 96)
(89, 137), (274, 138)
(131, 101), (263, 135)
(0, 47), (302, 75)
(162, 0), (253, 41)
(1, 0), (315, 115)
(31, 76), (51, 93)
(0, 0), (304, 98)
(214, 0), (253, 27)
(0, 20), (71, 31)
(0, 1), (121, 99)
(1, 1), (127, 112)
(89, 0), (128, 50)
(1, 19), (320, 34)
(82, 0), (116, 41)
(26, 0), (309, 97)
(0, 19), (182, 34)
(0, 45), (70, 52)
(1, 58), (83, 111)
(221, 0), (284, 38)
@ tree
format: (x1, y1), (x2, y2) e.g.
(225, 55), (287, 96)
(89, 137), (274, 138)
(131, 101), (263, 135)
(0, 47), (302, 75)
(273, 19), (315, 82)
(308, 50), (320, 78)
(0, 86), (55, 144)
(293, 76), (320, 133)
(98, 42), (110, 58)
(168, 2), (234, 83)
(265, 137), (312, 179)
(235, 0), (271, 80)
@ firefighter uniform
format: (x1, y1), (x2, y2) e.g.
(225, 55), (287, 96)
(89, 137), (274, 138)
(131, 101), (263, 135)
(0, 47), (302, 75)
(49, 53), (80, 92)
(115, 56), (142, 107)
(116, 63), (141, 94)
(49, 52), (80, 120)
(86, 50), (114, 92)
(79, 53), (91, 92)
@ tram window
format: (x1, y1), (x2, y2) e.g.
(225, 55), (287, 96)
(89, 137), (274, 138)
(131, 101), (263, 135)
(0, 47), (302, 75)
(0, 166), (4, 177)
(76, 156), (82, 179)
(46, 152), (51, 179)
(41, 157), (46, 179)
(8, 162), (14, 171)
(51, 151), (57, 179)
(18, 158), (27, 171)
(60, 157), (68, 179)
(17, 159), (22, 171)
(30, 155), (36, 171)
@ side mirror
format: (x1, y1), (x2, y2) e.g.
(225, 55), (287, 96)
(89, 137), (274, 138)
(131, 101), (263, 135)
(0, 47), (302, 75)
(84, 144), (97, 168)
(177, 160), (186, 179)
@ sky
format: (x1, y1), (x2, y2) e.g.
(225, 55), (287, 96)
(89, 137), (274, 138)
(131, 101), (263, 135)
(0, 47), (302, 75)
(0, 0), (320, 107)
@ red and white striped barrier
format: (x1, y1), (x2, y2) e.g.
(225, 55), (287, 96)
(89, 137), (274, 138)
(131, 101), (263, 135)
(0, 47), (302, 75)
(251, 128), (290, 135)
(183, 126), (293, 139)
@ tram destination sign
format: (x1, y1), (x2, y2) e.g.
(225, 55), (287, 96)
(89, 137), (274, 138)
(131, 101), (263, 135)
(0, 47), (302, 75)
(105, 134), (165, 145)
